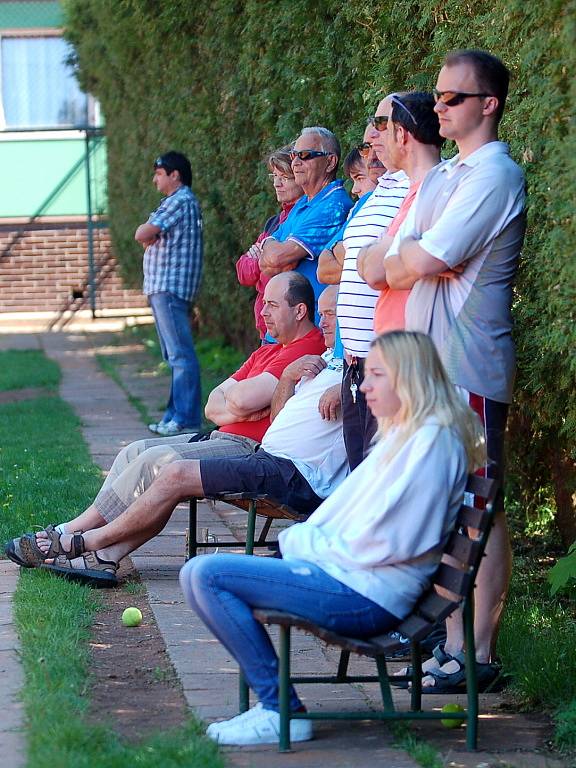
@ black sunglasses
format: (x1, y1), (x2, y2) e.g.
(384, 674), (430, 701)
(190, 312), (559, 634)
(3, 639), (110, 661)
(289, 149), (332, 161)
(432, 88), (492, 107)
(366, 115), (390, 131)
(357, 142), (372, 158)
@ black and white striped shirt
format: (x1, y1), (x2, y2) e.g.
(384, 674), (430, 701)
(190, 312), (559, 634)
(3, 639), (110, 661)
(337, 170), (410, 357)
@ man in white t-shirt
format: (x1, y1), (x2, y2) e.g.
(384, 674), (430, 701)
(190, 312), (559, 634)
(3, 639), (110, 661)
(336, 94), (410, 469)
(385, 49), (526, 692)
(197, 284), (346, 505)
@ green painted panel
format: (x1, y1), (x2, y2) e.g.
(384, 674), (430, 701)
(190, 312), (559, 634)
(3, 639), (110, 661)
(0, 1), (62, 30)
(0, 137), (107, 217)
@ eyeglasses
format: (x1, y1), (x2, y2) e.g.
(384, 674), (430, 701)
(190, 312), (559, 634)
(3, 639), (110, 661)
(432, 88), (492, 107)
(357, 142), (372, 158)
(366, 115), (390, 131)
(289, 149), (332, 161)
(268, 173), (295, 182)
(390, 94), (418, 125)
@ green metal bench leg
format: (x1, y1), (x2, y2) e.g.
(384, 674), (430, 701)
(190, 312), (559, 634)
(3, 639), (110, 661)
(239, 671), (249, 713)
(464, 595), (478, 750)
(410, 641), (422, 712)
(376, 655), (395, 711)
(244, 500), (257, 555)
(279, 624), (292, 752)
(187, 498), (198, 560)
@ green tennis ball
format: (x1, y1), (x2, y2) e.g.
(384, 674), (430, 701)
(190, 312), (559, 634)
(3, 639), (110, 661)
(440, 703), (465, 728)
(122, 607), (143, 627)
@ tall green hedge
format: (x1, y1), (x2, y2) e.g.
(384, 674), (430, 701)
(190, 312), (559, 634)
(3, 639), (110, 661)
(63, 0), (575, 544)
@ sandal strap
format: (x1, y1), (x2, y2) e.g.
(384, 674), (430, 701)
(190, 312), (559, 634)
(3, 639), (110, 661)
(69, 533), (85, 559)
(82, 550), (118, 574)
(432, 644), (466, 668)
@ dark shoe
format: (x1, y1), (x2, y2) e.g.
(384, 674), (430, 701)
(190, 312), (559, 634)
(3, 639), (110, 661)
(422, 658), (509, 694)
(41, 550), (118, 588)
(391, 643), (456, 689)
(4, 526), (85, 568)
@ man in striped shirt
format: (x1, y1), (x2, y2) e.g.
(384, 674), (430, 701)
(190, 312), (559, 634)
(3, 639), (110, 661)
(336, 95), (410, 469)
(135, 151), (203, 438)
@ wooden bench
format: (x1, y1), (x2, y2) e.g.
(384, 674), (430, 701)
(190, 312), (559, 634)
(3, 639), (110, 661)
(186, 493), (310, 559)
(252, 473), (497, 751)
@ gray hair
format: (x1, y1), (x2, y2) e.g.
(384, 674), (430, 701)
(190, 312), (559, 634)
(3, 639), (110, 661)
(300, 126), (341, 161)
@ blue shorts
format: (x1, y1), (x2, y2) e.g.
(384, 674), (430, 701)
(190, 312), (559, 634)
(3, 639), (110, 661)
(199, 449), (323, 513)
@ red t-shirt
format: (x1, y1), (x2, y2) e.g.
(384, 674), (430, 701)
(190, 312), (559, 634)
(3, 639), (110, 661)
(219, 327), (326, 441)
(373, 182), (421, 334)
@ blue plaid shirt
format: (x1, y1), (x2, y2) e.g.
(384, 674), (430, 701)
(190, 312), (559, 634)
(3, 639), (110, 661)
(143, 185), (203, 301)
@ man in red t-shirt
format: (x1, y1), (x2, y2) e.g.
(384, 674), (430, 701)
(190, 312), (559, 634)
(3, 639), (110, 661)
(6, 273), (325, 581)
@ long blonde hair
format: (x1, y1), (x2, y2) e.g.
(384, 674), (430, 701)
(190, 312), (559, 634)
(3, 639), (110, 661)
(372, 331), (486, 470)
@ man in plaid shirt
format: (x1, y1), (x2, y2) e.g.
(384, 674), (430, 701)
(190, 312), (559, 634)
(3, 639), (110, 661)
(135, 151), (203, 437)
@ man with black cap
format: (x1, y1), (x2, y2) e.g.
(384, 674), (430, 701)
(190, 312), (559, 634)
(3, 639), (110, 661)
(135, 151), (203, 437)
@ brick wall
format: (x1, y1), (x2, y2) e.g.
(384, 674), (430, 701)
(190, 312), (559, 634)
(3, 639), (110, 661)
(0, 221), (148, 313)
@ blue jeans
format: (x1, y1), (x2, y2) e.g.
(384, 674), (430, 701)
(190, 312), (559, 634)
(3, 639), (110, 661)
(149, 292), (201, 428)
(179, 554), (399, 711)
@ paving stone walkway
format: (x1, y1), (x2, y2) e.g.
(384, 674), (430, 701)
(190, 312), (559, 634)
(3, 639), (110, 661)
(0, 326), (567, 768)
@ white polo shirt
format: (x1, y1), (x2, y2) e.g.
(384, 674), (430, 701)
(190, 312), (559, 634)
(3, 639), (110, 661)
(387, 142), (526, 403)
(261, 351), (347, 498)
(337, 170), (410, 357)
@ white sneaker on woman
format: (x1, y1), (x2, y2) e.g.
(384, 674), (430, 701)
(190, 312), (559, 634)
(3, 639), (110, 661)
(206, 702), (313, 745)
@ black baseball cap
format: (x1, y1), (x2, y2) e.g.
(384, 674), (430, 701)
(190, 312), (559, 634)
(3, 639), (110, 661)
(153, 151), (192, 187)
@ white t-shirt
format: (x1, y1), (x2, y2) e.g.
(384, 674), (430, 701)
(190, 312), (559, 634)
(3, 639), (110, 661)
(386, 142), (526, 403)
(262, 352), (347, 498)
(337, 170), (410, 357)
(279, 420), (468, 619)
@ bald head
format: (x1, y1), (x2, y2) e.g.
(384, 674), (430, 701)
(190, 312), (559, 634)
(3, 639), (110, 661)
(318, 285), (338, 348)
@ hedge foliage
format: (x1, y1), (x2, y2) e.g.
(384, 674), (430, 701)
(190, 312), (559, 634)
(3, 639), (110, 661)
(63, 0), (575, 543)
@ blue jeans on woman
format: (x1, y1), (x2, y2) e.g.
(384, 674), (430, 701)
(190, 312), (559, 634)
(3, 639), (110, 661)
(149, 292), (201, 428)
(179, 554), (399, 712)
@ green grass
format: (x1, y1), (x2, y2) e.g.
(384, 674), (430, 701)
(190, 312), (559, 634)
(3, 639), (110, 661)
(15, 570), (224, 768)
(1, 351), (224, 767)
(0, 397), (102, 543)
(498, 557), (576, 756)
(0, 349), (60, 391)
(390, 724), (442, 768)
(499, 558), (576, 712)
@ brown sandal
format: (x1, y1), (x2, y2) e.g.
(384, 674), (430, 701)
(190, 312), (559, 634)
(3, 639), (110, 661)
(41, 550), (118, 588)
(4, 525), (85, 568)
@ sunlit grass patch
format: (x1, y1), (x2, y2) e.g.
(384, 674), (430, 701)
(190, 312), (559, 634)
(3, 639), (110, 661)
(0, 350), (60, 391)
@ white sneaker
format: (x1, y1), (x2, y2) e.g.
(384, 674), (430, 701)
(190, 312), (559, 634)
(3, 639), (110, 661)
(206, 702), (267, 737)
(148, 422), (161, 433)
(155, 419), (198, 437)
(206, 703), (312, 745)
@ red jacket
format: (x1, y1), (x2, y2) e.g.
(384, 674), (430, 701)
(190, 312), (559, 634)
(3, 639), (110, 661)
(235, 201), (297, 338)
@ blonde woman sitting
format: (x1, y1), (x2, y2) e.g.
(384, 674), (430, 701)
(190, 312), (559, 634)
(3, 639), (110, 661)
(179, 330), (485, 746)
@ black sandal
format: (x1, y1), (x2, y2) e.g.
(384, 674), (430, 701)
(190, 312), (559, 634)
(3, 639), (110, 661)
(41, 550), (118, 588)
(391, 643), (456, 689)
(421, 658), (508, 694)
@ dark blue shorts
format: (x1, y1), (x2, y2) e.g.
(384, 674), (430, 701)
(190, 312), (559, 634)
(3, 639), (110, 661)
(199, 449), (323, 513)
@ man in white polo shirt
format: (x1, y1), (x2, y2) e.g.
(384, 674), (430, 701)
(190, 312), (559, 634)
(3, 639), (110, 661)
(385, 49), (526, 692)
(336, 94), (410, 469)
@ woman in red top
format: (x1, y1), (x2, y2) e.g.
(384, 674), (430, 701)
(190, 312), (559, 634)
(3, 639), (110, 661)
(236, 145), (304, 338)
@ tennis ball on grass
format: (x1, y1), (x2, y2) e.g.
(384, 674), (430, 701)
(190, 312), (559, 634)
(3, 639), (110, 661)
(440, 703), (465, 728)
(122, 607), (143, 627)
